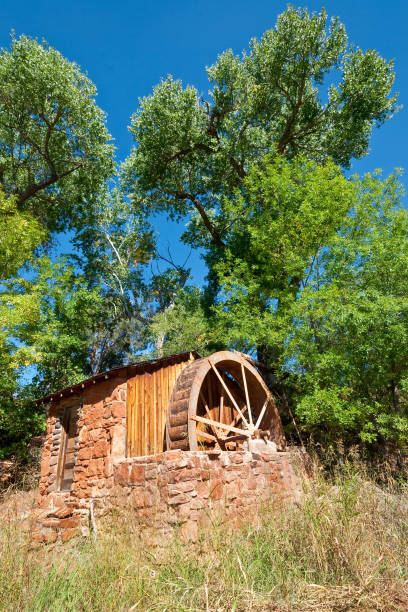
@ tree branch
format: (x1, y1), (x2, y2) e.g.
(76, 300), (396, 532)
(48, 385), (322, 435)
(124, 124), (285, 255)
(174, 190), (225, 247)
(168, 142), (215, 161)
(16, 163), (83, 207)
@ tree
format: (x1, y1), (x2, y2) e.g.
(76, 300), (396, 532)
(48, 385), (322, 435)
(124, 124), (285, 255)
(0, 35), (115, 455)
(75, 187), (197, 366)
(10, 257), (104, 396)
(0, 335), (44, 458)
(0, 256), (104, 454)
(0, 187), (46, 455)
(286, 170), (408, 447)
(211, 154), (356, 358)
(73, 188), (156, 372)
(0, 34), (114, 234)
(123, 6), (397, 254)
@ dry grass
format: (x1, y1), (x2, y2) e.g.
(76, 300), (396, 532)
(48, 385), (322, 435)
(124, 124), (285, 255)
(0, 463), (407, 611)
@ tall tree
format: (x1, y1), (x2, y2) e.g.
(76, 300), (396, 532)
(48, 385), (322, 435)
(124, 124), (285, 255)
(123, 6), (397, 254)
(149, 155), (408, 448)
(0, 34), (114, 233)
(0, 35), (114, 455)
(74, 187), (194, 369)
(73, 188), (156, 372)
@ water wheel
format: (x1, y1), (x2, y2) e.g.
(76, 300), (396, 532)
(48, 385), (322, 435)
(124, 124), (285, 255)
(166, 351), (285, 451)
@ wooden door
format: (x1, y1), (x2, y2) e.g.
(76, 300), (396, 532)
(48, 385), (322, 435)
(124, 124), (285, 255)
(58, 404), (79, 490)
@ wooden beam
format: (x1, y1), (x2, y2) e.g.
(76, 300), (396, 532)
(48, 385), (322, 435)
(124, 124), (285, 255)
(199, 391), (219, 437)
(196, 429), (217, 442)
(223, 433), (250, 443)
(191, 414), (251, 437)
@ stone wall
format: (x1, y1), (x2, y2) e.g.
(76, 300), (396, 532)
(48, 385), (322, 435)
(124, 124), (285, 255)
(110, 448), (309, 541)
(33, 445), (310, 543)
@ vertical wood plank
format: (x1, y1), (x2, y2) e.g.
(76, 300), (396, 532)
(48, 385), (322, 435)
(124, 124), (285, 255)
(126, 379), (130, 457)
(141, 373), (145, 456)
(135, 374), (140, 457)
(133, 375), (137, 457)
(139, 374), (144, 456)
(152, 369), (157, 454)
(133, 376), (137, 456)
(144, 372), (150, 455)
(159, 364), (165, 452)
(169, 364), (175, 417)
(132, 375), (139, 457)
(150, 370), (154, 455)
(163, 365), (169, 451)
(151, 370), (156, 454)
(126, 377), (135, 456)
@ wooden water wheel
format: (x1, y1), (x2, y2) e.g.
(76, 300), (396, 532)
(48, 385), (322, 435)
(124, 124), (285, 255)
(166, 351), (285, 451)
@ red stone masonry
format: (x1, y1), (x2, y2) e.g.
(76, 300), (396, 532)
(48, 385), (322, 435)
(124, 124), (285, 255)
(110, 447), (310, 542)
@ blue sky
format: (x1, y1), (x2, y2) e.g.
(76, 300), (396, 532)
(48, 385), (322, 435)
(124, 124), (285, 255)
(1, 0), (407, 283)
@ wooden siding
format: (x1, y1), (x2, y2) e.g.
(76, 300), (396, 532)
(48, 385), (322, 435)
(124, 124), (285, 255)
(126, 356), (194, 457)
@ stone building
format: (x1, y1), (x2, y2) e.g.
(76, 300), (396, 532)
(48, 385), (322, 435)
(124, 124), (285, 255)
(33, 350), (309, 543)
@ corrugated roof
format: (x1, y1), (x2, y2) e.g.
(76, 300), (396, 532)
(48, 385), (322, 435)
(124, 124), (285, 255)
(36, 351), (200, 405)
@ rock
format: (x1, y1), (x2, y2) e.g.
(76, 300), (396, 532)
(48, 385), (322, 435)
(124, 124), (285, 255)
(247, 439), (277, 454)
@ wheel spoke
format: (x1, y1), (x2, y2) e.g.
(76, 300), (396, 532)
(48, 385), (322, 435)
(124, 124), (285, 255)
(208, 359), (249, 428)
(196, 429), (217, 442)
(255, 398), (269, 430)
(207, 374), (214, 414)
(219, 373), (224, 425)
(191, 414), (251, 437)
(241, 361), (253, 426)
(223, 433), (250, 443)
(199, 391), (219, 437)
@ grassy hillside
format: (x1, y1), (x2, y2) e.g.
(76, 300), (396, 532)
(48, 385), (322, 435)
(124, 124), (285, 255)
(0, 463), (407, 611)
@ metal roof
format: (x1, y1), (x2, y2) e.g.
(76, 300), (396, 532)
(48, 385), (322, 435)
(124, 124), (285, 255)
(36, 351), (200, 405)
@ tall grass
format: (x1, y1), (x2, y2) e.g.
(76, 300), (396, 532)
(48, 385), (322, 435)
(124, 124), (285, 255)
(0, 463), (407, 611)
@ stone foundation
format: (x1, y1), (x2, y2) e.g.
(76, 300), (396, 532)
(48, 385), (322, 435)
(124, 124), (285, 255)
(32, 447), (310, 543)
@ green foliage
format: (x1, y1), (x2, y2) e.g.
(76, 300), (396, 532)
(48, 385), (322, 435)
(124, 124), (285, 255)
(123, 6), (397, 249)
(17, 258), (105, 395)
(0, 34), (114, 233)
(124, 5), (405, 449)
(74, 188), (156, 372)
(287, 171), (408, 445)
(212, 158), (408, 446)
(0, 189), (45, 280)
(0, 257), (104, 454)
(211, 154), (355, 351)
(149, 288), (213, 357)
(0, 8), (405, 458)
(0, 188), (47, 456)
